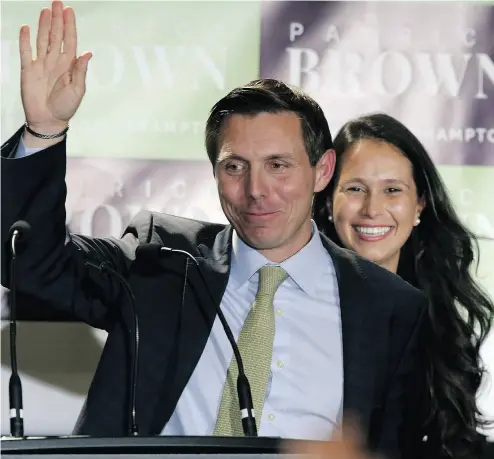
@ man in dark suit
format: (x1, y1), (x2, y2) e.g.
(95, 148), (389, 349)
(1, 2), (426, 458)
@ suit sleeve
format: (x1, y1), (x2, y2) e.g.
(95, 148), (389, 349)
(375, 292), (428, 459)
(1, 127), (138, 330)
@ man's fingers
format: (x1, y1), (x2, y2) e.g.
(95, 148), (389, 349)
(283, 439), (358, 459)
(336, 413), (365, 448)
(62, 6), (77, 57)
(71, 52), (92, 91)
(282, 418), (379, 459)
(36, 8), (51, 60)
(19, 25), (33, 70)
(47, 1), (64, 60)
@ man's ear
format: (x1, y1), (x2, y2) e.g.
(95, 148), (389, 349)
(314, 149), (336, 193)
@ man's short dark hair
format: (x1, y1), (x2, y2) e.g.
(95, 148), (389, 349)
(205, 79), (334, 167)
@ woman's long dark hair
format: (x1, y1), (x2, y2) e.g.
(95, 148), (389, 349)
(314, 113), (493, 458)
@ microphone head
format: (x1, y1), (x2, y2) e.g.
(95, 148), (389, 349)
(135, 243), (163, 261)
(9, 221), (31, 242)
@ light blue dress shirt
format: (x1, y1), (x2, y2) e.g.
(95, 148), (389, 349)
(162, 225), (343, 439)
(15, 139), (344, 440)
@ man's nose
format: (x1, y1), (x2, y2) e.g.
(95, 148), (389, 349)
(245, 168), (268, 200)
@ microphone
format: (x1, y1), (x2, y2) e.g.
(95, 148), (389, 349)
(136, 242), (258, 437)
(84, 260), (139, 436)
(8, 220), (31, 438)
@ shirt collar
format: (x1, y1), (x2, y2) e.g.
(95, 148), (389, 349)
(230, 220), (331, 296)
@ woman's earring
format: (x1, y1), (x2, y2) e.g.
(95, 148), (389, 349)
(415, 216), (421, 226)
(328, 215), (333, 222)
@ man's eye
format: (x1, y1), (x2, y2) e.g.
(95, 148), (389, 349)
(225, 163), (244, 172)
(270, 162), (287, 170)
(347, 186), (364, 193)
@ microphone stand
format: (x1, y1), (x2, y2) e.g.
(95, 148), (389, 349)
(9, 225), (26, 438)
(85, 261), (139, 436)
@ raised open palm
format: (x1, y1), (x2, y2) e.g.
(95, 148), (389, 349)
(20, 1), (92, 133)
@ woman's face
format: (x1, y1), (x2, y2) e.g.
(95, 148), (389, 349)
(329, 139), (424, 272)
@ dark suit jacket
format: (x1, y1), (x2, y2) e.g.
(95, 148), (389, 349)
(1, 128), (428, 459)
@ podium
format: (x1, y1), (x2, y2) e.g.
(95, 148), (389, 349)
(0, 436), (292, 459)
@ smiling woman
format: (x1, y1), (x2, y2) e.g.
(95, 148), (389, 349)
(329, 137), (424, 273)
(313, 113), (494, 459)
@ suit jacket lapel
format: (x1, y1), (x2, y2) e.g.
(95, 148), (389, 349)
(196, 225), (233, 305)
(320, 234), (383, 439)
